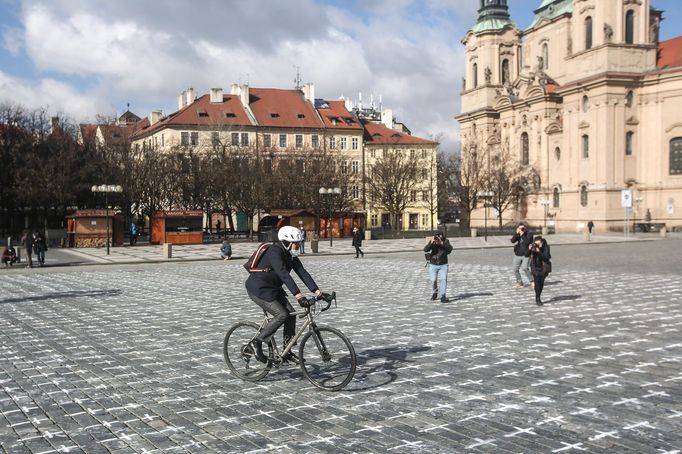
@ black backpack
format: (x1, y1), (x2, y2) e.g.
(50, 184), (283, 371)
(243, 243), (272, 273)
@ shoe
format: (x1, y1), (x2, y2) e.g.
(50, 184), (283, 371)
(536, 297), (543, 306)
(513, 283), (523, 289)
(441, 296), (450, 303)
(431, 292), (438, 301)
(251, 339), (267, 363)
(282, 351), (301, 365)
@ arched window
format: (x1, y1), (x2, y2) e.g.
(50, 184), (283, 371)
(521, 132), (529, 165)
(582, 95), (589, 112)
(582, 134), (589, 158)
(625, 10), (635, 44)
(554, 146), (561, 161)
(585, 16), (593, 49)
(670, 137), (682, 175)
(625, 131), (634, 156)
(553, 187), (560, 208)
(472, 63), (478, 88)
(580, 185), (588, 207)
(542, 43), (549, 70)
(501, 59), (510, 85)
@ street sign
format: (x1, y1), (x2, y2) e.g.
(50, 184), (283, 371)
(621, 190), (633, 208)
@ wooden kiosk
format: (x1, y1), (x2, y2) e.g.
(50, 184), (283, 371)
(66, 209), (124, 248)
(151, 210), (204, 245)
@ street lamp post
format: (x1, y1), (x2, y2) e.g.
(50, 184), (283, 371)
(91, 184), (123, 255)
(634, 197), (643, 235)
(319, 187), (341, 247)
(476, 191), (494, 242)
(540, 199), (551, 231)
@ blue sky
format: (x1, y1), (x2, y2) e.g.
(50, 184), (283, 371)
(0, 0), (680, 152)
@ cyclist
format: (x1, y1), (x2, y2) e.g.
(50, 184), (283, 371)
(245, 225), (325, 364)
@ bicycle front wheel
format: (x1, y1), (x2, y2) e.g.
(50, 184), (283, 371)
(299, 325), (356, 391)
(224, 321), (271, 381)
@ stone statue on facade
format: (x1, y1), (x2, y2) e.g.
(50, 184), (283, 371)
(484, 66), (492, 85)
(650, 15), (660, 44)
(604, 23), (613, 43)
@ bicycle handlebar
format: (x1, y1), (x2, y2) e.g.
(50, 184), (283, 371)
(298, 291), (336, 317)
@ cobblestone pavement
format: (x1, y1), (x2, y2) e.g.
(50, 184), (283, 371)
(1, 247), (681, 452)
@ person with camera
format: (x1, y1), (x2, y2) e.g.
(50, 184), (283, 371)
(526, 235), (551, 306)
(424, 231), (453, 303)
(510, 223), (532, 288)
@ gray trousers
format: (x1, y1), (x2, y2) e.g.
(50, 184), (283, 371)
(512, 255), (532, 285)
(247, 291), (296, 343)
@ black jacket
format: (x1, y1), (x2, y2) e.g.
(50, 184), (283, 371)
(352, 230), (363, 247)
(424, 238), (453, 265)
(525, 240), (551, 275)
(245, 242), (319, 301)
(511, 232), (532, 256)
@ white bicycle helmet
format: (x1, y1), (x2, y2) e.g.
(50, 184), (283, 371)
(278, 225), (303, 243)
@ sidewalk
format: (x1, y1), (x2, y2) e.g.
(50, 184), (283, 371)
(11, 232), (668, 268)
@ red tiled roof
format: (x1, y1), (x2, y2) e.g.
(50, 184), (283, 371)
(135, 93), (251, 137)
(79, 124), (98, 141)
(248, 88), (323, 129)
(318, 100), (363, 130)
(657, 36), (682, 69)
(362, 121), (437, 146)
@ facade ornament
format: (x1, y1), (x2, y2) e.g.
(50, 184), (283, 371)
(650, 15), (660, 44)
(604, 23), (613, 43)
(567, 35), (573, 55)
(484, 66), (492, 85)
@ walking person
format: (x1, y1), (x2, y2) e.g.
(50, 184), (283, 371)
(510, 223), (532, 288)
(424, 231), (453, 303)
(130, 222), (138, 246)
(526, 235), (551, 306)
(299, 226), (306, 254)
(352, 227), (364, 258)
(21, 230), (33, 268)
(33, 230), (47, 266)
(587, 220), (594, 240)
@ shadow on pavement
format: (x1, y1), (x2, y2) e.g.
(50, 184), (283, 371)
(544, 294), (581, 304)
(449, 292), (494, 301)
(0, 289), (122, 304)
(544, 280), (563, 286)
(346, 345), (431, 392)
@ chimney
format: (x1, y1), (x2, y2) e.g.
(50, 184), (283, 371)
(185, 87), (194, 106)
(302, 83), (315, 103)
(149, 110), (162, 126)
(239, 84), (249, 107)
(230, 83), (239, 95)
(210, 87), (223, 103)
(178, 90), (186, 110)
(381, 109), (393, 129)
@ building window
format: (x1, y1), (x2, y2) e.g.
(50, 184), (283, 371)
(501, 58), (510, 85)
(181, 132), (189, 146)
(410, 191), (417, 202)
(341, 161), (348, 174)
(211, 132), (219, 146)
(340, 137), (347, 150)
(422, 169), (428, 180)
(582, 95), (589, 112)
(241, 133), (248, 146)
(421, 149), (427, 158)
(279, 134), (287, 148)
(422, 214), (428, 227)
(670, 137), (682, 175)
(351, 160), (359, 174)
(554, 146), (561, 161)
(521, 132), (529, 165)
(472, 62), (478, 88)
(190, 132), (199, 146)
(422, 190), (429, 201)
(585, 16), (593, 49)
(351, 185), (359, 199)
(625, 90), (635, 108)
(371, 214), (378, 226)
(553, 187), (560, 208)
(161, 134), (165, 147)
(625, 10), (635, 44)
(625, 131), (634, 156)
(295, 134), (303, 149)
(231, 132), (239, 146)
(263, 133), (271, 148)
(582, 134), (589, 158)
(370, 149), (376, 158)
(410, 149), (415, 159)
(580, 185), (588, 207)
(312, 134), (319, 148)
(541, 43), (549, 70)
(352, 137), (359, 150)
(329, 136), (336, 149)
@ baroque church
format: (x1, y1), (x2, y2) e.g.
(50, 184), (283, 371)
(456, 0), (682, 232)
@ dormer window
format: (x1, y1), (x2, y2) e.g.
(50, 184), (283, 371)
(297, 114), (305, 119)
(270, 113), (280, 118)
(331, 118), (338, 126)
(224, 112), (236, 118)
(198, 112), (209, 117)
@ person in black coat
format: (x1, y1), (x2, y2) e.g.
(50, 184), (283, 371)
(526, 235), (551, 306)
(352, 227), (364, 258)
(424, 231), (453, 303)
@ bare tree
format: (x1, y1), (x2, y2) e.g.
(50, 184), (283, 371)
(456, 139), (487, 229)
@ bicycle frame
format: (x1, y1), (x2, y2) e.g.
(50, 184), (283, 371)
(257, 310), (317, 365)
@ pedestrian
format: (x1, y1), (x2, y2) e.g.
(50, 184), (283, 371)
(299, 226), (306, 254)
(510, 223), (533, 288)
(526, 235), (551, 306)
(352, 227), (364, 258)
(424, 231), (453, 303)
(220, 239), (232, 260)
(2, 245), (17, 266)
(216, 219), (222, 236)
(21, 230), (33, 268)
(130, 222), (138, 246)
(587, 220), (594, 240)
(33, 230), (47, 266)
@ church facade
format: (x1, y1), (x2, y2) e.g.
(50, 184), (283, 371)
(456, 0), (682, 232)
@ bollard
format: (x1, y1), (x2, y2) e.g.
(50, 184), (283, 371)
(470, 228), (478, 237)
(15, 245), (23, 263)
(163, 243), (172, 258)
(660, 226), (667, 238)
(364, 229), (371, 241)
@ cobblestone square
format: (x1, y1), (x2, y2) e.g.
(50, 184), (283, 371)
(1, 241), (681, 453)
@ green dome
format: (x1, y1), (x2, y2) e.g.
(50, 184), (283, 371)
(469, 0), (518, 34)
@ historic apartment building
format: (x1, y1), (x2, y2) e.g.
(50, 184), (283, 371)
(117, 83), (437, 231)
(456, 0), (682, 232)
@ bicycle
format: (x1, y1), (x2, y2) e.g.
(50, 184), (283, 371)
(223, 292), (356, 391)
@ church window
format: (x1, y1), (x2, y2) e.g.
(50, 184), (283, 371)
(521, 132), (529, 165)
(582, 134), (589, 158)
(554, 146), (561, 161)
(670, 137), (682, 175)
(501, 59), (510, 85)
(553, 187), (560, 208)
(582, 95), (589, 112)
(625, 10), (635, 44)
(580, 185), (588, 207)
(625, 132), (634, 156)
(585, 16), (593, 50)
(542, 43), (549, 70)
(472, 63), (478, 88)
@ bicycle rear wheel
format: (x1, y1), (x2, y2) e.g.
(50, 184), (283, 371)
(299, 325), (356, 391)
(223, 321), (271, 381)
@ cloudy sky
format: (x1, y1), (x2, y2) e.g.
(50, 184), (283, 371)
(1, 0), (680, 152)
